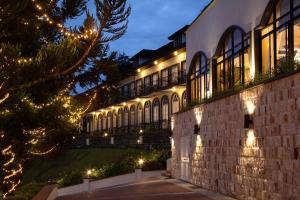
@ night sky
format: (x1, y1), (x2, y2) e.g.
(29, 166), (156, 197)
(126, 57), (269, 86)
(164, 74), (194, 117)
(68, 0), (212, 57)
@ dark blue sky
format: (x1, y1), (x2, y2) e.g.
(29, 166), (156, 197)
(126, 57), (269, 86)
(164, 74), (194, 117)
(69, 0), (211, 57)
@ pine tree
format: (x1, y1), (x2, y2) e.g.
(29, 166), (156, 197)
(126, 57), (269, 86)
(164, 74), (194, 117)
(0, 0), (131, 198)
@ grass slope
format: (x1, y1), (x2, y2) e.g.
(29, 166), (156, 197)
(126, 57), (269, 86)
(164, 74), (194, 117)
(23, 148), (145, 184)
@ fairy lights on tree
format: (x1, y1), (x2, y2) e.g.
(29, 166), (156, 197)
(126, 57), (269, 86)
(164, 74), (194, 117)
(0, 0), (130, 198)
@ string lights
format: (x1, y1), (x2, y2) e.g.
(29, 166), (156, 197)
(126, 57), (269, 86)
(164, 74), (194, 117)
(31, 0), (97, 40)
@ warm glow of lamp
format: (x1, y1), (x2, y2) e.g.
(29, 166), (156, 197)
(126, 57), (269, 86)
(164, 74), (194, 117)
(154, 60), (158, 65)
(246, 130), (255, 147)
(138, 158), (144, 166)
(137, 69), (141, 73)
(174, 51), (178, 56)
(104, 133), (108, 137)
(196, 135), (202, 147)
(87, 169), (92, 177)
(172, 87), (176, 92)
(245, 101), (255, 114)
(194, 110), (202, 125)
(123, 102), (126, 106)
(137, 98), (141, 102)
(171, 117), (175, 131)
(139, 129), (143, 134)
(137, 139), (141, 144)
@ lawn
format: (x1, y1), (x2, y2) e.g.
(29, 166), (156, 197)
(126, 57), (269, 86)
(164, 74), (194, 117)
(22, 148), (146, 184)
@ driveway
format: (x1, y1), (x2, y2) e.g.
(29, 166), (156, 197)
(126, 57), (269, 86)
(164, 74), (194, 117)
(56, 178), (236, 200)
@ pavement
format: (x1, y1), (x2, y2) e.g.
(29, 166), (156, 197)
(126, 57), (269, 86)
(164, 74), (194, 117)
(56, 177), (236, 200)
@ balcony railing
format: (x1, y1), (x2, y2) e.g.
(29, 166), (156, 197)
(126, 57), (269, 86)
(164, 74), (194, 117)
(117, 71), (186, 101)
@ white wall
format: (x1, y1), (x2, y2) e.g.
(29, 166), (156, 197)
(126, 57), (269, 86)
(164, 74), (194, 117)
(186, 0), (270, 70)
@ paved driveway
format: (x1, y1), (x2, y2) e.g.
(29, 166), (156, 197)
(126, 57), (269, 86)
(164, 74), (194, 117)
(56, 178), (235, 200)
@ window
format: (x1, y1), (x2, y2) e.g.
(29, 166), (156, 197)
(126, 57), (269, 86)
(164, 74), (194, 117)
(117, 109), (122, 128)
(153, 99), (160, 123)
(113, 112), (117, 128)
(181, 61), (187, 77)
(171, 65), (179, 83)
(261, 0), (300, 74)
(136, 79), (143, 95)
(130, 82), (135, 98)
(124, 107), (129, 126)
(130, 106), (135, 126)
(102, 114), (107, 130)
(162, 96), (169, 121)
(144, 76), (151, 87)
(190, 53), (210, 102)
(107, 112), (112, 130)
(172, 94), (180, 114)
(144, 101), (151, 124)
(152, 73), (159, 88)
(123, 85), (129, 98)
(161, 69), (169, 87)
(215, 28), (250, 92)
(98, 115), (102, 131)
(137, 103), (143, 125)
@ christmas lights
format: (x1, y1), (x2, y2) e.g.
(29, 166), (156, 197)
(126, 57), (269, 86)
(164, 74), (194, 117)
(31, 0), (97, 40)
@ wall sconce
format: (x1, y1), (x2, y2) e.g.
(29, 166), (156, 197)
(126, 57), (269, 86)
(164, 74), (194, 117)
(244, 114), (254, 129)
(194, 124), (200, 135)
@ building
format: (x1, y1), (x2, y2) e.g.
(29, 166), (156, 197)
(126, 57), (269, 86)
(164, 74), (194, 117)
(83, 26), (188, 146)
(171, 0), (300, 199)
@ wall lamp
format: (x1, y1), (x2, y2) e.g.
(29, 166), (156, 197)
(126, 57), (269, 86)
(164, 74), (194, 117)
(194, 124), (200, 135)
(244, 114), (254, 129)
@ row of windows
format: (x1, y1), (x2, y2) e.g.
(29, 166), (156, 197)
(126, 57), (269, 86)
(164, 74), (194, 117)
(189, 0), (300, 103)
(121, 61), (187, 98)
(87, 92), (187, 132)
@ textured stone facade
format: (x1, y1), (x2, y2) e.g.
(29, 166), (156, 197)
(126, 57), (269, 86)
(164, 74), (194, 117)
(171, 73), (300, 200)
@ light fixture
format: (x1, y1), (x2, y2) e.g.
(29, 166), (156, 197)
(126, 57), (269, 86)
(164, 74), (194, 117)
(139, 129), (143, 134)
(194, 124), (200, 135)
(172, 87), (176, 92)
(137, 69), (141, 73)
(244, 114), (254, 129)
(104, 133), (108, 137)
(174, 51), (178, 56)
(154, 60), (158, 65)
(137, 139), (141, 144)
(122, 102), (126, 106)
(138, 158), (144, 166)
(87, 169), (92, 177)
(137, 98), (141, 102)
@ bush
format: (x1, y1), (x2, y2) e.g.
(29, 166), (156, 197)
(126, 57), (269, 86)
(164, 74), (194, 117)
(57, 171), (83, 187)
(6, 182), (46, 200)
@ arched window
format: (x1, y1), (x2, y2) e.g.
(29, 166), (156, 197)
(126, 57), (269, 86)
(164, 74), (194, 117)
(189, 52), (210, 102)
(161, 96), (169, 121)
(98, 115), (102, 131)
(152, 98), (160, 123)
(171, 93), (180, 114)
(182, 91), (187, 108)
(130, 105), (135, 126)
(102, 114), (107, 130)
(117, 109), (123, 128)
(124, 107), (129, 127)
(137, 103), (143, 125)
(214, 27), (250, 92)
(144, 101), (151, 124)
(113, 112), (117, 128)
(260, 0), (300, 74)
(107, 112), (112, 130)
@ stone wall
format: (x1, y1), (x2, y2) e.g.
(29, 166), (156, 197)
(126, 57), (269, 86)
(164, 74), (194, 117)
(171, 72), (300, 200)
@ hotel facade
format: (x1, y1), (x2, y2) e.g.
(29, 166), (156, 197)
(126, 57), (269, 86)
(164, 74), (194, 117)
(171, 0), (300, 199)
(83, 27), (188, 146)
(83, 0), (300, 198)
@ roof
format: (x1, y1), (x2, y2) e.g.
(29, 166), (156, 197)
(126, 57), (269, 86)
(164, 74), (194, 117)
(129, 49), (155, 61)
(168, 25), (189, 40)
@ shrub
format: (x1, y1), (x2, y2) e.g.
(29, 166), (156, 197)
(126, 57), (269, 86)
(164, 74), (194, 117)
(6, 182), (46, 200)
(57, 171), (83, 187)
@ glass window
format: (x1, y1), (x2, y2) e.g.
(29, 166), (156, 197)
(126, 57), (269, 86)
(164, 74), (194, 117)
(98, 115), (102, 131)
(113, 113), (117, 128)
(137, 104), (143, 125)
(152, 73), (159, 87)
(124, 108), (129, 126)
(130, 106), (135, 126)
(171, 65), (179, 83)
(161, 69), (168, 87)
(136, 80), (142, 95)
(144, 102), (151, 124)
(117, 110), (122, 128)
(260, 0), (300, 75)
(162, 96), (169, 121)
(153, 99), (160, 122)
(215, 28), (250, 91)
(103, 115), (107, 130)
(190, 53), (210, 102)
(107, 113), (112, 130)
(172, 94), (180, 114)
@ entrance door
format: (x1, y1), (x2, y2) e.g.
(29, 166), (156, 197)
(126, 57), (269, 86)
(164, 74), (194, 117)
(180, 136), (190, 181)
